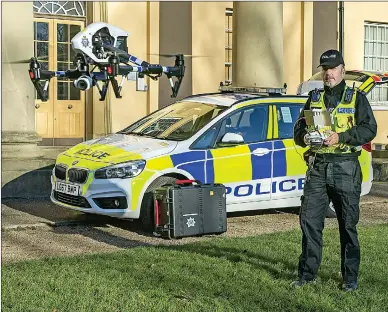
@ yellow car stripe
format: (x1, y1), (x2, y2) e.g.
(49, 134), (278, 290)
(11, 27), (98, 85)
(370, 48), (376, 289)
(267, 105), (273, 139)
(131, 170), (156, 210)
(360, 77), (375, 94)
(273, 106), (279, 139)
(234, 99), (262, 108)
(358, 151), (370, 182)
(131, 155), (175, 210)
(64, 143), (143, 165)
(282, 139), (308, 176)
(82, 172), (94, 195)
(235, 98), (306, 108)
(211, 146), (252, 183)
(147, 156), (174, 171)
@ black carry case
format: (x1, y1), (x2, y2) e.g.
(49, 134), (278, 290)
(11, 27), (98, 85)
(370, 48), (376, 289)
(153, 180), (227, 239)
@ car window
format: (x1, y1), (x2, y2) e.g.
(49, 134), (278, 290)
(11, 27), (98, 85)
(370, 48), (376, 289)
(276, 104), (303, 139)
(118, 101), (227, 141)
(192, 124), (220, 149)
(215, 105), (269, 145)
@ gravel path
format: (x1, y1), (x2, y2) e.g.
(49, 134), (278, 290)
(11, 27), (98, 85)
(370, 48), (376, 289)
(2, 198), (387, 263)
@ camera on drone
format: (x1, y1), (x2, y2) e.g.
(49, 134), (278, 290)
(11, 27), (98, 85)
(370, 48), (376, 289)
(74, 75), (93, 90)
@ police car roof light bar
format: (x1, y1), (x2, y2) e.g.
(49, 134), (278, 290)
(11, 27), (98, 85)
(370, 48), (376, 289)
(219, 85), (287, 95)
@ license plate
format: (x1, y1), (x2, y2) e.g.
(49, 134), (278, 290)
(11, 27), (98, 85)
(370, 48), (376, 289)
(55, 182), (80, 196)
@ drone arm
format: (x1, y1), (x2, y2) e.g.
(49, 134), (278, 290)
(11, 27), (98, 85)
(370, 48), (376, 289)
(28, 67), (86, 101)
(116, 63), (184, 97)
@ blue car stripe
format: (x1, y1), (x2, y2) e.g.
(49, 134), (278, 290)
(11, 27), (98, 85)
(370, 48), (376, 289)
(177, 163), (206, 183)
(206, 150), (214, 184)
(273, 140), (287, 177)
(248, 142), (272, 180)
(170, 151), (206, 183)
(170, 151), (205, 166)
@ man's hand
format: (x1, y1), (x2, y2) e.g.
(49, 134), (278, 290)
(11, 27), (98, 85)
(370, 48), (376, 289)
(324, 131), (339, 146)
(303, 133), (309, 145)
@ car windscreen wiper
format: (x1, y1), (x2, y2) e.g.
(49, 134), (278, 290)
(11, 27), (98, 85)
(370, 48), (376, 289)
(118, 131), (154, 137)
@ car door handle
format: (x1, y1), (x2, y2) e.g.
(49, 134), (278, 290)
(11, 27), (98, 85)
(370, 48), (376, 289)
(252, 148), (270, 156)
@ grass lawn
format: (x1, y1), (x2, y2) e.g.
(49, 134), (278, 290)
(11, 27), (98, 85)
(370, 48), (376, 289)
(2, 224), (388, 312)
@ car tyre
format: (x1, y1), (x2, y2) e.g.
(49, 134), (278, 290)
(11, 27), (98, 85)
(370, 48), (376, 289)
(139, 176), (178, 232)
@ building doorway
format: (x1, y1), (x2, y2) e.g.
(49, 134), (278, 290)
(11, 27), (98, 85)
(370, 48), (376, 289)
(34, 18), (85, 146)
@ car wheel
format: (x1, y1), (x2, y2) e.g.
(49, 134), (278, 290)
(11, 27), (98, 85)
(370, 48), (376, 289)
(139, 176), (178, 231)
(326, 202), (337, 218)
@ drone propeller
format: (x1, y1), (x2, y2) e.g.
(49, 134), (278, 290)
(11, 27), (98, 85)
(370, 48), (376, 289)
(5, 52), (69, 64)
(149, 53), (209, 58)
(6, 56), (49, 64)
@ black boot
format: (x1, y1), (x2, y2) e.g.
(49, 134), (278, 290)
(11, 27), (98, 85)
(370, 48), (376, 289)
(342, 281), (358, 292)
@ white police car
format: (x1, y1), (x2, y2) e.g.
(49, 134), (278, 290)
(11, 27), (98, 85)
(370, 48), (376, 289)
(51, 70), (385, 229)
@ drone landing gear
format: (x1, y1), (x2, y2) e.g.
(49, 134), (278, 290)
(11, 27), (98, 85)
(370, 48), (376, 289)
(94, 77), (124, 101)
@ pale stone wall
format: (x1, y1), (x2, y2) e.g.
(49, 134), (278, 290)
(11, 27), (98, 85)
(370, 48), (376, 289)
(232, 2), (283, 87)
(343, 2), (388, 145)
(191, 2), (231, 94)
(283, 2), (303, 95)
(106, 2), (159, 133)
(1, 2), (43, 157)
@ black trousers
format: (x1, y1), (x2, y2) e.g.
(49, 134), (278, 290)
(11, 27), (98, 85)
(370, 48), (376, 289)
(298, 156), (362, 283)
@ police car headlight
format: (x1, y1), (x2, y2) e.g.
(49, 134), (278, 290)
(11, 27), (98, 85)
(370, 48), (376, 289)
(94, 160), (146, 179)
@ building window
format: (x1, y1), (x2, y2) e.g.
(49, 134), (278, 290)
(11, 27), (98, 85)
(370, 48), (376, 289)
(364, 22), (388, 102)
(225, 8), (233, 84)
(33, 1), (86, 17)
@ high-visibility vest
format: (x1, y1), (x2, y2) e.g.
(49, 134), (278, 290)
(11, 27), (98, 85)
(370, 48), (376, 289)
(307, 86), (361, 154)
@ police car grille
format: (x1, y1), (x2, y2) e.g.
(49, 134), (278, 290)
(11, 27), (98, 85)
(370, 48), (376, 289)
(68, 168), (88, 184)
(55, 165), (66, 180)
(53, 191), (91, 208)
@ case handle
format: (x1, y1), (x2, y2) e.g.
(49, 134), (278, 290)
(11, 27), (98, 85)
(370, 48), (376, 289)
(175, 179), (202, 185)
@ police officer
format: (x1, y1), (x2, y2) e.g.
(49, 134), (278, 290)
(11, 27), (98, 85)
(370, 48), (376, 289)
(292, 49), (377, 292)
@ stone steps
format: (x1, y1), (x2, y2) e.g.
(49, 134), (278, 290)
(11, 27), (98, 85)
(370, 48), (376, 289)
(1, 146), (66, 199)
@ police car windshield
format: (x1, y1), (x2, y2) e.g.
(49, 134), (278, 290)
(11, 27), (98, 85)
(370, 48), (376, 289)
(119, 101), (227, 141)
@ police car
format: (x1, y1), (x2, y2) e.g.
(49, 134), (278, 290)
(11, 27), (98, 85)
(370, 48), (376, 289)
(51, 70), (387, 229)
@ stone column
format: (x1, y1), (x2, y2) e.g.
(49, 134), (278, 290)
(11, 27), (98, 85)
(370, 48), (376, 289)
(1, 2), (44, 158)
(232, 2), (284, 87)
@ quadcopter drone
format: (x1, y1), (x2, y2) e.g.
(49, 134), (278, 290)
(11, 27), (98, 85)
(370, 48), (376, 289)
(26, 22), (186, 101)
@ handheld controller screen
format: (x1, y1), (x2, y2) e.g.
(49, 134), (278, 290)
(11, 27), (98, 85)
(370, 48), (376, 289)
(304, 109), (332, 146)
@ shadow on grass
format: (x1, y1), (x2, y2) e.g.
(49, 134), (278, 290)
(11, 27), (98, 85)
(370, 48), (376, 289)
(156, 235), (337, 284)
(2, 197), (156, 250)
(2, 197), (98, 223)
(161, 242), (283, 281)
(51, 224), (153, 249)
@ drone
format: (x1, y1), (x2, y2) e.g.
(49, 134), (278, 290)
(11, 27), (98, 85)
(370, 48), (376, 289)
(25, 22), (186, 102)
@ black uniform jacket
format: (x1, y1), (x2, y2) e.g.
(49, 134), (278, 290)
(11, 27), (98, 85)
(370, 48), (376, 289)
(293, 79), (377, 158)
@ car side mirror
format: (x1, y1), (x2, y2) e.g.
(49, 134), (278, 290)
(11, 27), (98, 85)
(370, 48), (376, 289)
(220, 132), (244, 145)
